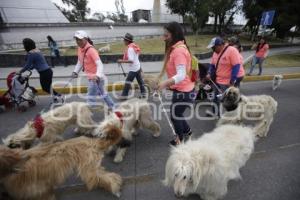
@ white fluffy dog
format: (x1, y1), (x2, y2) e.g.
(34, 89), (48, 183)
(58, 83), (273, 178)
(163, 124), (256, 200)
(92, 98), (161, 163)
(218, 87), (278, 137)
(3, 102), (96, 149)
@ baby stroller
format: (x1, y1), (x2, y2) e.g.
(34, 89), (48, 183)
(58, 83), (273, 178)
(1, 71), (37, 112)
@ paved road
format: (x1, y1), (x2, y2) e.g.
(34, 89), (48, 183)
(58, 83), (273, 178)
(0, 79), (300, 200)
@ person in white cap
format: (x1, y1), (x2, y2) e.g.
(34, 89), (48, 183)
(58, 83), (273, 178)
(71, 30), (115, 110)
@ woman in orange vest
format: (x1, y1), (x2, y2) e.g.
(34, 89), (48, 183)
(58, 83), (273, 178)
(156, 22), (195, 146)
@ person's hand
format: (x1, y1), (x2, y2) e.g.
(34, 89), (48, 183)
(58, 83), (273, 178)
(206, 74), (211, 80)
(230, 79), (236, 86)
(71, 72), (78, 78)
(117, 59), (122, 63)
(15, 71), (21, 75)
(156, 81), (168, 91)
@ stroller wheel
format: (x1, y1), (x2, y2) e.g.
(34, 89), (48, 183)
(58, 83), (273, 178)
(28, 100), (36, 107)
(17, 105), (27, 112)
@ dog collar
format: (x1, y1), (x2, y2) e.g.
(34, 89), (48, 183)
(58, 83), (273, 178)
(33, 115), (44, 138)
(114, 111), (123, 126)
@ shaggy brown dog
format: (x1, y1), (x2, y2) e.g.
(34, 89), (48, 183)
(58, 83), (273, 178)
(0, 146), (23, 179)
(1, 125), (123, 200)
(143, 74), (160, 94)
(93, 98), (161, 163)
(3, 102), (97, 149)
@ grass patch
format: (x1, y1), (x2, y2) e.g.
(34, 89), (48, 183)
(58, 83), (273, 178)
(10, 34), (287, 56)
(40, 35), (214, 56)
(244, 52), (300, 69)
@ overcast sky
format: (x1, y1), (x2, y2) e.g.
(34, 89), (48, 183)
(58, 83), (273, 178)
(51, 0), (154, 14)
(50, 0), (246, 24)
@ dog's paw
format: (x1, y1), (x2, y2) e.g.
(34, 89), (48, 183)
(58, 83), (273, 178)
(113, 156), (123, 163)
(152, 131), (160, 137)
(109, 173), (122, 197)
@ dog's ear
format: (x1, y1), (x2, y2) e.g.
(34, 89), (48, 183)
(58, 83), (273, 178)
(105, 125), (122, 141)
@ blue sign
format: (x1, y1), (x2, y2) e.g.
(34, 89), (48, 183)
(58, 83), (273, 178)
(260, 10), (275, 26)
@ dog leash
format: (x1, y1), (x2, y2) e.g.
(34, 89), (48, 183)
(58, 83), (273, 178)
(208, 78), (224, 99)
(153, 90), (176, 136)
(118, 63), (127, 77)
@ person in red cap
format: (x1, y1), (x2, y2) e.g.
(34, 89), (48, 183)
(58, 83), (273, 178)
(117, 33), (146, 99)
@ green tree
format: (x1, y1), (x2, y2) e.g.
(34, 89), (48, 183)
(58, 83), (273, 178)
(165, 0), (193, 31)
(188, 0), (209, 46)
(92, 12), (105, 22)
(243, 0), (300, 39)
(208, 0), (239, 34)
(57, 0), (90, 22)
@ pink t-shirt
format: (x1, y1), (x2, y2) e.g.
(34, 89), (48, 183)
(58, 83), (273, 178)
(166, 41), (194, 92)
(255, 43), (269, 58)
(211, 45), (240, 85)
(77, 43), (100, 80)
(237, 53), (245, 78)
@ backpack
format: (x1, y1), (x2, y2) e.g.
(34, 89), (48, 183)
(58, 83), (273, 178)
(190, 55), (199, 82)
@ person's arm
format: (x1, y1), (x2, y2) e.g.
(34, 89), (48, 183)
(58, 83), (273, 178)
(263, 44), (269, 58)
(73, 60), (82, 74)
(158, 64), (186, 90)
(118, 47), (134, 63)
(229, 48), (241, 85)
(19, 53), (34, 73)
(95, 59), (104, 78)
(72, 59), (82, 78)
(230, 64), (240, 85)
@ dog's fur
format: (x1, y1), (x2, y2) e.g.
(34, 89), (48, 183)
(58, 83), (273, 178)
(1, 125), (123, 200)
(0, 146), (23, 179)
(218, 87), (278, 137)
(93, 98), (161, 163)
(3, 102), (97, 149)
(272, 74), (283, 90)
(143, 74), (160, 94)
(163, 124), (256, 200)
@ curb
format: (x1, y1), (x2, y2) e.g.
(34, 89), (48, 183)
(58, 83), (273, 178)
(1, 73), (300, 96)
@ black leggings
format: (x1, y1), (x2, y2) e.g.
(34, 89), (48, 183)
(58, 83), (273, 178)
(39, 68), (59, 96)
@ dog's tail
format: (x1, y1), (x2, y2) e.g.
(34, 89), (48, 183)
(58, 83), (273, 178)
(97, 125), (122, 150)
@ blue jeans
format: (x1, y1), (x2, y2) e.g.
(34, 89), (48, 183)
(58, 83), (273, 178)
(170, 89), (195, 140)
(249, 56), (264, 75)
(87, 79), (115, 109)
(121, 70), (146, 96)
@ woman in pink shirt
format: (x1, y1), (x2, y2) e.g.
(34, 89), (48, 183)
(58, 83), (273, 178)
(157, 22), (195, 146)
(71, 30), (115, 110)
(248, 37), (269, 76)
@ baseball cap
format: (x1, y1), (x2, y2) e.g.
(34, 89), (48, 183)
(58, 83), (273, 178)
(207, 37), (224, 49)
(74, 30), (89, 39)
